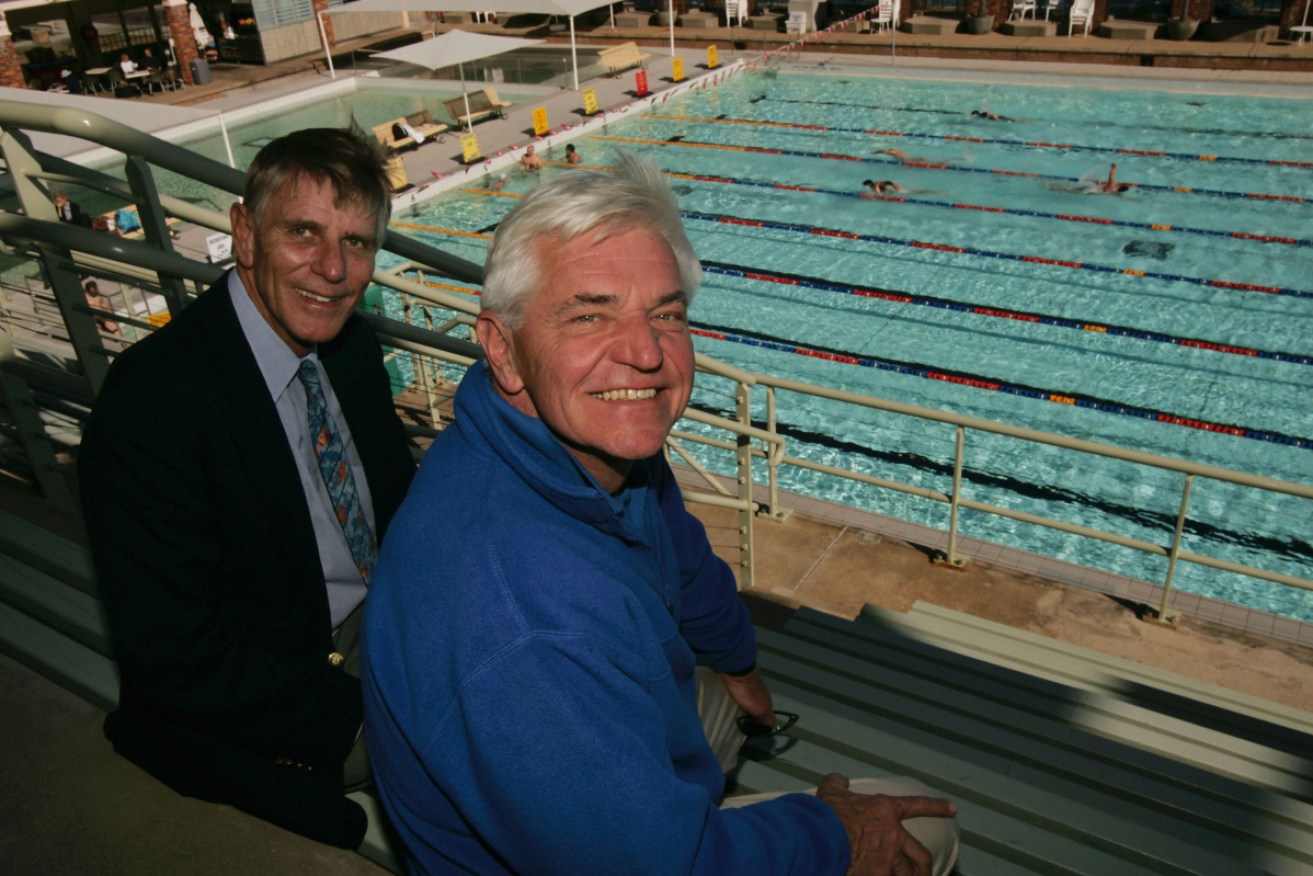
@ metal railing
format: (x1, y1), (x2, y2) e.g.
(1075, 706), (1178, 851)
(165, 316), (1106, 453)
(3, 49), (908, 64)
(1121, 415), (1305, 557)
(3, 98), (1309, 630)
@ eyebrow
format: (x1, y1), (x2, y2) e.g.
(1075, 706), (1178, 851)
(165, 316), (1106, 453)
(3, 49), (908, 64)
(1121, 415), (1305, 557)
(563, 290), (686, 307)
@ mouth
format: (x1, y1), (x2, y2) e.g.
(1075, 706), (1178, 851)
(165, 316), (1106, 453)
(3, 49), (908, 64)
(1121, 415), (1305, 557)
(591, 388), (658, 401)
(298, 289), (341, 305)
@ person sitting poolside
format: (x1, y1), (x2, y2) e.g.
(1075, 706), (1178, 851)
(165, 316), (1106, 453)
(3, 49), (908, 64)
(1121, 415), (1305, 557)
(119, 53), (138, 76)
(391, 121), (427, 146)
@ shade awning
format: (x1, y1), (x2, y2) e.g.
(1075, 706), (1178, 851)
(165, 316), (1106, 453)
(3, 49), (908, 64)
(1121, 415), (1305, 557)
(373, 29), (545, 70)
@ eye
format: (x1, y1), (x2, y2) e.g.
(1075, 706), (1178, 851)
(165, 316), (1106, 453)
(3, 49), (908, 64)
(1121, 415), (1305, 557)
(654, 308), (687, 325)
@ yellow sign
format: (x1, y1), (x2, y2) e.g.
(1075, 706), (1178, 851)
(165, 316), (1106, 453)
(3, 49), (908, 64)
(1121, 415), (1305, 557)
(707, 45), (719, 69)
(582, 87), (598, 115)
(146, 312), (171, 327)
(532, 106), (549, 136)
(461, 131), (481, 164)
(671, 56), (685, 83)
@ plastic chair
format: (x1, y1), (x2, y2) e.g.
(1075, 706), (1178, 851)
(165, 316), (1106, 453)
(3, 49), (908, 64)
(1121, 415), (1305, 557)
(1066, 0), (1093, 35)
(1011, 0), (1038, 19)
(871, 0), (895, 32)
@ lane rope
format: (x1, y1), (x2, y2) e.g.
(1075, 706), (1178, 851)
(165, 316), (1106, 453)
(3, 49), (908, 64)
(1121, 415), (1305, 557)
(701, 260), (1313, 367)
(683, 209), (1313, 300)
(596, 134), (1313, 204)
(657, 112), (1313, 170)
(752, 95), (1313, 144)
(689, 320), (1313, 451)
(662, 168), (1311, 247)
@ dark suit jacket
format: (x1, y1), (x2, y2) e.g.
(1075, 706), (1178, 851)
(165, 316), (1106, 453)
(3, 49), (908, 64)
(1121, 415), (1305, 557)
(79, 277), (415, 848)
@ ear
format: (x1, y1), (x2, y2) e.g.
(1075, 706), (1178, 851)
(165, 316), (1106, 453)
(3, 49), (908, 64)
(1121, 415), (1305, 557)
(475, 312), (525, 397)
(230, 202), (255, 269)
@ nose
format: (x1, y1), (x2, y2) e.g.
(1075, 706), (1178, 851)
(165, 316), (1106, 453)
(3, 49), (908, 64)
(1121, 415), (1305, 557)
(312, 240), (347, 283)
(611, 313), (663, 371)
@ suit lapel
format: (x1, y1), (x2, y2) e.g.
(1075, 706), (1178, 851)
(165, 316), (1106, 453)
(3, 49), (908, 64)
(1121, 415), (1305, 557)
(199, 284), (320, 571)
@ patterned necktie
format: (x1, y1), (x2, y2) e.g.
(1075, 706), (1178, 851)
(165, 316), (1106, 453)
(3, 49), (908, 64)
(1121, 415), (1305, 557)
(297, 359), (375, 583)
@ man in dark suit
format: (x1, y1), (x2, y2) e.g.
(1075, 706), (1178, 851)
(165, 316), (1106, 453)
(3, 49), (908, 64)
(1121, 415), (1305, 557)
(78, 126), (415, 848)
(53, 190), (91, 227)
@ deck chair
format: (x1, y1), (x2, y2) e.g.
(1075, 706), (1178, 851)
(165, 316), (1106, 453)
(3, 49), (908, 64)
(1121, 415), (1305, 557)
(1066, 0), (1093, 35)
(1011, 0), (1038, 19)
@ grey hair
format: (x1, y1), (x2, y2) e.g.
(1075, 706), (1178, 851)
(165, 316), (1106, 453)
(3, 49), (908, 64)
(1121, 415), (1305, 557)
(481, 151), (701, 328)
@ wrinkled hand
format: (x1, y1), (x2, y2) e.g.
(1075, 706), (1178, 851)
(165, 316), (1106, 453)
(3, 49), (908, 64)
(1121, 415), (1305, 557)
(717, 668), (775, 728)
(818, 774), (957, 876)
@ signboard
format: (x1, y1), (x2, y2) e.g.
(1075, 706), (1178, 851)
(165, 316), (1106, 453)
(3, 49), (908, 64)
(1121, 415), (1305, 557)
(671, 57), (685, 83)
(205, 232), (232, 264)
(582, 87), (599, 116)
(532, 106), (549, 136)
(707, 45), (719, 69)
(635, 69), (649, 98)
(461, 131), (481, 164)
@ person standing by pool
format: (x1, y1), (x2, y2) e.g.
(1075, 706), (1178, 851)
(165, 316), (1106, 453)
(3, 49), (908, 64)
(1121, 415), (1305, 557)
(519, 143), (543, 172)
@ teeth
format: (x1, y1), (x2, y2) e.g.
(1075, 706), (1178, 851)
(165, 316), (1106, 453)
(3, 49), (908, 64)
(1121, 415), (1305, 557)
(592, 388), (657, 401)
(300, 290), (333, 304)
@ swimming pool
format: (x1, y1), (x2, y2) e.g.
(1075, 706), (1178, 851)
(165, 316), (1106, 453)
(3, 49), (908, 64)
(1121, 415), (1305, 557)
(387, 63), (1313, 621)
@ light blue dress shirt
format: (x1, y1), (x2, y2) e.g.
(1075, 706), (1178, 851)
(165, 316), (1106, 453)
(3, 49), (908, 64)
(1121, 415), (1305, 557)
(228, 273), (375, 629)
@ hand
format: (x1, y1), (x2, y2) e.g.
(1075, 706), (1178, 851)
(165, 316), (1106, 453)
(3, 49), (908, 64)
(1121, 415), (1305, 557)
(717, 667), (775, 729)
(817, 774), (958, 876)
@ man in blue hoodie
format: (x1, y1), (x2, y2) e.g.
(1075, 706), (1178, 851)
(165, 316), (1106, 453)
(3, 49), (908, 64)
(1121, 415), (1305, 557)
(362, 153), (959, 875)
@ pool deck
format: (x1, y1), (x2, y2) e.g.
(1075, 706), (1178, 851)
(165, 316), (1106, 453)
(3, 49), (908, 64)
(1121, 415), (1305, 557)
(6, 22), (1310, 875)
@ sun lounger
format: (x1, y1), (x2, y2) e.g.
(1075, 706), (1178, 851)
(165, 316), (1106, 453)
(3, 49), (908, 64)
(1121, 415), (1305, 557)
(443, 87), (512, 127)
(598, 41), (651, 76)
(373, 111), (448, 152)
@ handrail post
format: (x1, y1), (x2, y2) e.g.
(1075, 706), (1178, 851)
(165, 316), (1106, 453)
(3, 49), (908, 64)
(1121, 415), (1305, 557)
(122, 155), (189, 317)
(1150, 473), (1192, 628)
(764, 385), (785, 521)
(735, 378), (755, 589)
(0, 333), (78, 514)
(937, 425), (969, 570)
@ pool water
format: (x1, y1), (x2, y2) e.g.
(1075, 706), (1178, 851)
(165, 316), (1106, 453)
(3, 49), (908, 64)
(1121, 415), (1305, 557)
(386, 65), (1313, 621)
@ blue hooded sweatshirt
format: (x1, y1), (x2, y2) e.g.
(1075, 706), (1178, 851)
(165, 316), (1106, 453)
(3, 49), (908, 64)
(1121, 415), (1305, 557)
(363, 360), (848, 874)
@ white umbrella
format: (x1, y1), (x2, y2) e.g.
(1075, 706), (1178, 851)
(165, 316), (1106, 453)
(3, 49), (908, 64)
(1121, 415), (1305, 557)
(375, 30), (545, 131)
(325, 1), (623, 90)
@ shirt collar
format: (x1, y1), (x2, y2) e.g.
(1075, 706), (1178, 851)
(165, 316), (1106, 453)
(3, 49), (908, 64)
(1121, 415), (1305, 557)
(228, 271), (315, 401)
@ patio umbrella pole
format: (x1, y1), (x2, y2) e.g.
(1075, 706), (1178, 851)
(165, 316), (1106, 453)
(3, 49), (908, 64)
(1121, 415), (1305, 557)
(669, 1), (676, 57)
(460, 62), (472, 133)
(570, 15), (580, 90)
(318, 12), (336, 80)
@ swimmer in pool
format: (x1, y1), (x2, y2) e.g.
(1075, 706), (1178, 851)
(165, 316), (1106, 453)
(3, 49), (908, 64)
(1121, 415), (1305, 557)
(1049, 163), (1135, 195)
(875, 147), (954, 166)
(863, 179), (906, 194)
(862, 179), (944, 196)
(971, 110), (1012, 121)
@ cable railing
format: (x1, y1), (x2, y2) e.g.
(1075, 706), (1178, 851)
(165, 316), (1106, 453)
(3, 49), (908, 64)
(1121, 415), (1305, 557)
(3, 98), (1310, 635)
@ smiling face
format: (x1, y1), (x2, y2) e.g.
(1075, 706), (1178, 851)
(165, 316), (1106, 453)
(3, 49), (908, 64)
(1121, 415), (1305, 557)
(231, 172), (379, 356)
(477, 226), (695, 494)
